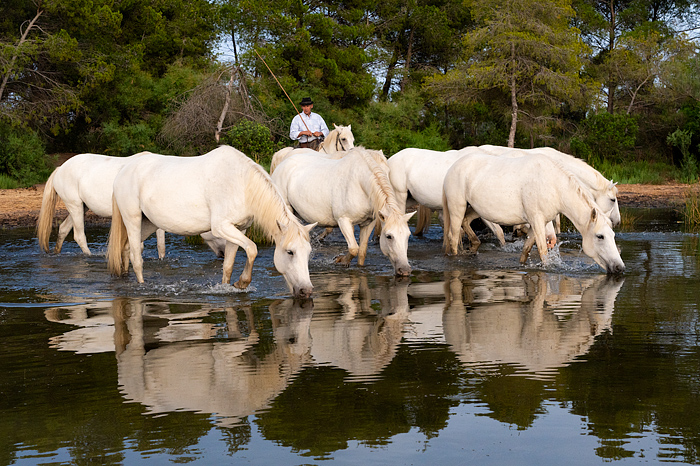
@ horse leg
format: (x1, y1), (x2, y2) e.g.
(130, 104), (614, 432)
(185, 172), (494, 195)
(156, 229), (166, 259)
(461, 208), (482, 254)
(67, 204), (91, 255)
(444, 194), (468, 255)
(356, 220), (376, 266)
(317, 227), (334, 241)
(55, 215), (74, 253)
(520, 234), (536, 263)
(335, 217), (359, 266)
(212, 223), (256, 289)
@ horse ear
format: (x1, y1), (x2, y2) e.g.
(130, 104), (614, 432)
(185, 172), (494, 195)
(590, 208), (598, 224)
(348, 124), (351, 130)
(378, 207), (388, 223)
(277, 220), (288, 234)
(333, 123), (338, 130)
(304, 222), (317, 234)
(404, 211), (416, 222)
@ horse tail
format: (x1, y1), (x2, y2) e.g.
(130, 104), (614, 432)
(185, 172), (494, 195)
(414, 205), (432, 236)
(36, 169), (59, 253)
(106, 195), (128, 276)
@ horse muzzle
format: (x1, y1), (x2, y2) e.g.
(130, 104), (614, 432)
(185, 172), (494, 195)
(606, 262), (625, 275)
(293, 286), (314, 300)
(395, 265), (412, 277)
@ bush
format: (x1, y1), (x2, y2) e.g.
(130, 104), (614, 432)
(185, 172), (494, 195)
(353, 91), (451, 155)
(572, 113), (638, 164)
(221, 120), (280, 167)
(0, 123), (53, 187)
(101, 120), (160, 157)
(667, 129), (699, 183)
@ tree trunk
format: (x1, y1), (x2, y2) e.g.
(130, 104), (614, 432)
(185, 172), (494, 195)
(400, 27), (414, 92)
(0, 9), (43, 103)
(606, 0), (616, 113)
(508, 43), (518, 148)
(381, 47), (400, 100)
(215, 68), (236, 142)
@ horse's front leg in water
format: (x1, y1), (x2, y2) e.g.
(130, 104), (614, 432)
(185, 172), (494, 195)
(213, 223), (256, 288)
(356, 220), (376, 266)
(335, 217), (359, 266)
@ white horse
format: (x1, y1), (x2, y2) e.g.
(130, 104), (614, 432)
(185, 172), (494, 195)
(36, 153), (223, 257)
(387, 147), (558, 246)
(270, 124), (354, 174)
(271, 146), (414, 276)
(106, 145), (316, 298)
(478, 145), (621, 226)
(442, 151), (625, 274)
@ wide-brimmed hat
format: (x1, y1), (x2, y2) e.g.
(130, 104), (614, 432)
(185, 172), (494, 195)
(300, 97), (313, 106)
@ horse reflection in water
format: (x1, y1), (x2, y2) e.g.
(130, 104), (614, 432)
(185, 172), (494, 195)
(433, 271), (626, 378)
(46, 299), (314, 426)
(43, 270), (624, 422)
(307, 274), (411, 382)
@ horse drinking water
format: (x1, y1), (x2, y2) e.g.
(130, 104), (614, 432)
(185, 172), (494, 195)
(271, 146), (413, 276)
(442, 151), (624, 274)
(106, 146), (316, 298)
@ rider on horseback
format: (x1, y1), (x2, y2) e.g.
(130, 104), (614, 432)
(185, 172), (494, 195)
(290, 97), (329, 150)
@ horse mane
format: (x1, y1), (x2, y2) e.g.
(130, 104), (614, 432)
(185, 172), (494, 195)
(239, 151), (308, 243)
(549, 156), (606, 221)
(353, 147), (400, 218)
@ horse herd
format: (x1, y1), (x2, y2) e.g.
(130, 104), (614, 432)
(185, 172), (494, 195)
(36, 125), (625, 299)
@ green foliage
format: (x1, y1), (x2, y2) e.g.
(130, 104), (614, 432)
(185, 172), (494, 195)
(0, 173), (19, 189)
(572, 113), (638, 163)
(0, 123), (53, 187)
(353, 91), (451, 155)
(591, 158), (677, 184)
(684, 185), (700, 229)
(221, 120), (280, 167)
(100, 120), (160, 157)
(667, 129), (699, 183)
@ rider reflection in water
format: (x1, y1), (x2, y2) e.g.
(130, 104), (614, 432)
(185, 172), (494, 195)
(290, 97), (329, 150)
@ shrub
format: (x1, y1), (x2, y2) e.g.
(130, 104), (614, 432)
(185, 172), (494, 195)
(572, 113), (638, 164)
(221, 120), (280, 167)
(0, 123), (53, 186)
(667, 129), (699, 183)
(101, 120), (160, 157)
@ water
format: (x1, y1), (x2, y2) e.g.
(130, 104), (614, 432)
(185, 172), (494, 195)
(1, 209), (699, 465)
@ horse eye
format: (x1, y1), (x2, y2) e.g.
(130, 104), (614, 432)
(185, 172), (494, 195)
(611, 198), (616, 203)
(596, 234), (605, 240)
(287, 250), (294, 256)
(385, 234), (393, 240)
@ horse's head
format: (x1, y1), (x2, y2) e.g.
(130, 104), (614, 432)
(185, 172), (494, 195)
(581, 208), (625, 274)
(333, 124), (355, 151)
(274, 220), (316, 299)
(593, 180), (621, 227)
(377, 207), (415, 277)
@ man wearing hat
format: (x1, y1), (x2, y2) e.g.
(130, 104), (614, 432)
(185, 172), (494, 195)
(290, 97), (329, 149)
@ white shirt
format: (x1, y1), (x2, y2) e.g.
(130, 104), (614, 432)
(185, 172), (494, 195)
(290, 112), (330, 142)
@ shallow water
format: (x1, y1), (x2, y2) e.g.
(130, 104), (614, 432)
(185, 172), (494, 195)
(1, 209), (700, 465)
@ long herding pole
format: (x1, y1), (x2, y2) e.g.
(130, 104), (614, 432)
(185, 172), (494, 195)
(254, 49), (312, 134)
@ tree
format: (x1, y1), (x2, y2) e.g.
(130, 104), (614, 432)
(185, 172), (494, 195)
(425, 0), (592, 147)
(220, 0), (377, 109)
(372, 0), (472, 100)
(572, 0), (696, 114)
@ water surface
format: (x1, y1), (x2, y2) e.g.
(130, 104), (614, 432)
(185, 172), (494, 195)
(1, 210), (699, 465)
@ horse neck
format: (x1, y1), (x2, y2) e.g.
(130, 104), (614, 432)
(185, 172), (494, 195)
(320, 130), (338, 153)
(562, 157), (609, 194)
(554, 165), (599, 231)
(244, 164), (294, 241)
(358, 151), (400, 217)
